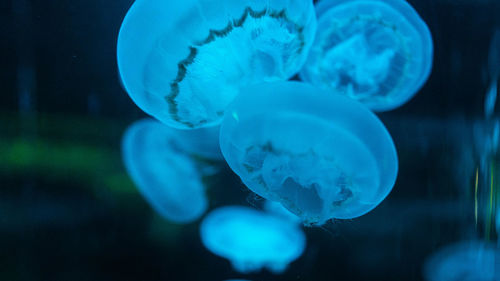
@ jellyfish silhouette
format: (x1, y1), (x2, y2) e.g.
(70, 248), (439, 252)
(117, 0), (317, 129)
(423, 241), (499, 281)
(300, 0), (433, 111)
(200, 206), (306, 273)
(121, 119), (221, 223)
(219, 81), (398, 225)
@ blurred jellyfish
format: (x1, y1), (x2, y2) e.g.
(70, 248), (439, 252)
(219, 81), (398, 225)
(117, 0), (317, 129)
(121, 119), (221, 223)
(174, 125), (223, 161)
(485, 28), (500, 118)
(423, 241), (499, 281)
(264, 200), (301, 224)
(200, 206), (306, 273)
(300, 0), (433, 111)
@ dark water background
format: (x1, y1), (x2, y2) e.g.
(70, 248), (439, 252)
(2, 0), (500, 280)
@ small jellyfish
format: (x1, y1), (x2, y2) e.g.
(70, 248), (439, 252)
(117, 0), (317, 129)
(200, 206), (306, 273)
(263, 200), (302, 224)
(423, 241), (499, 281)
(121, 119), (221, 223)
(300, 0), (433, 111)
(219, 81), (398, 225)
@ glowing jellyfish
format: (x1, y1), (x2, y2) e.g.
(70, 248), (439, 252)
(263, 200), (301, 224)
(200, 206), (306, 273)
(219, 81), (398, 225)
(423, 241), (499, 281)
(121, 119), (221, 223)
(174, 125), (223, 161)
(300, 0), (433, 111)
(117, 0), (317, 129)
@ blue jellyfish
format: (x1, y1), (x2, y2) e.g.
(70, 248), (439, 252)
(174, 125), (224, 161)
(219, 81), (398, 225)
(121, 119), (221, 223)
(200, 206), (306, 273)
(300, 0), (433, 111)
(485, 28), (500, 118)
(263, 200), (301, 224)
(423, 241), (499, 281)
(117, 0), (317, 129)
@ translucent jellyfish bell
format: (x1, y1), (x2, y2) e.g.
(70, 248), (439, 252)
(117, 0), (317, 129)
(263, 200), (301, 224)
(423, 241), (499, 281)
(219, 81), (398, 225)
(300, 0), (433, 111)
(121, 119), (222, 223)
(200, 206), (306, 273)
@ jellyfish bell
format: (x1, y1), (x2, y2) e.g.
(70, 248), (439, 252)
(117, 0), (317, 129)
(219, 81), (398, 225)
(300, 0), (433, 111)
(175, 125), (224, 161)
(423, 241), (499, 281)
(121, 119), (221, 223)
(200, 206), (306, 274)
(263, 200), (301, 224)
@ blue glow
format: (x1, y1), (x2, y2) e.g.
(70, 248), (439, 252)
(485, 29), (500, 118)
(263, 200), (301, 224)
(219, 81), (398, 225)
(200, 206), (306, 273)
(300, 0), (433, 111)
(423, 241), (499, 281)
(497, 207), (500, 235)
(121, 119), (221, 223)
(117, 0), (317, 129)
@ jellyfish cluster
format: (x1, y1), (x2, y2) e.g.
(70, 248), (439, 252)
(118, 0), (433, 275)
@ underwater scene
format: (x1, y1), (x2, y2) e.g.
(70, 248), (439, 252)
(3, 0), (500, 280)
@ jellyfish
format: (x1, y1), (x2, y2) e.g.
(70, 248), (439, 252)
(263, 200), (301, 224)
(121, 119), (221, 223)
(423, 241), (499, 281)
(200, 206), (306, 273)
(485, 28), (500, 118)
(299, 0), (433, 111)
(219, 81), (398, 225)
(117, 0), (317, 129)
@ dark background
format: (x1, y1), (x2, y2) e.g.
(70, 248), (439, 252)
(1, 0), (500, 280)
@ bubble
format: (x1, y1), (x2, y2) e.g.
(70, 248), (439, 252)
(117, 0), (317, 129)
(200, 206), (306, 273)
(219, 81), (398, 225)
(300, 0), (433, 111)
(121, 119), (221, 223)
